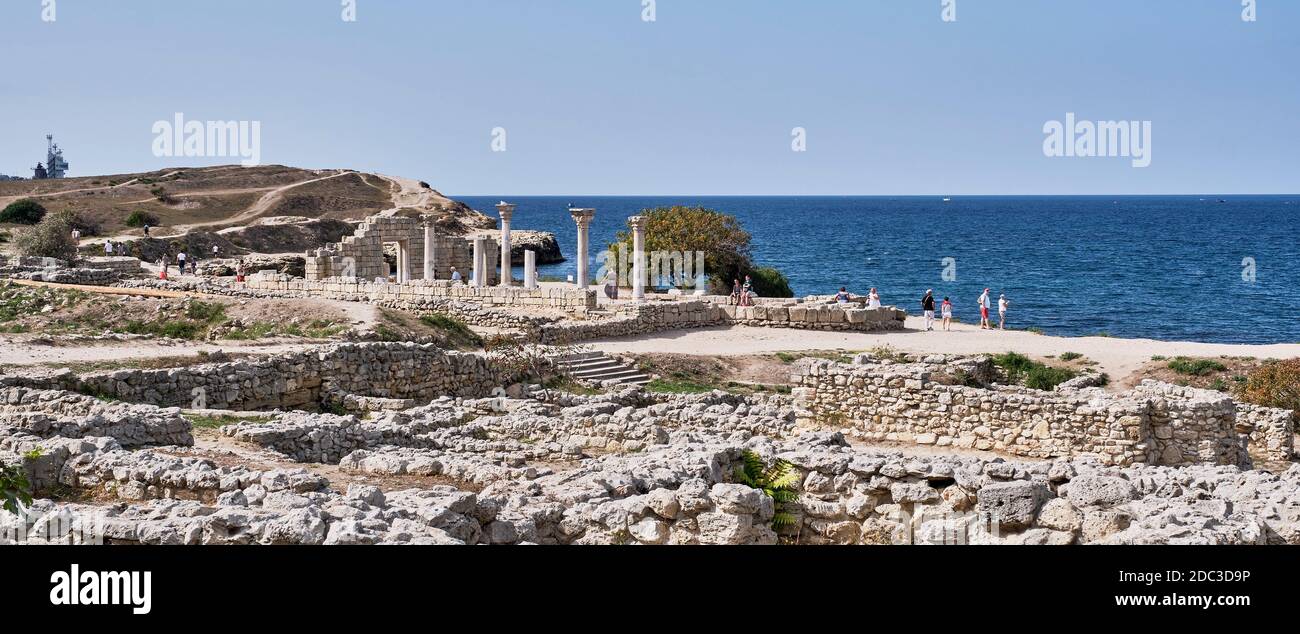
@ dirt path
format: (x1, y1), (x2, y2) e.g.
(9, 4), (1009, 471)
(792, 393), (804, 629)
(0, 339), (313, 367)
(588, 317), (1300, 384)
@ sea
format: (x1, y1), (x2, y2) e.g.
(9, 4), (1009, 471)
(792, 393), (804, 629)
(456, 196), (1300, 344)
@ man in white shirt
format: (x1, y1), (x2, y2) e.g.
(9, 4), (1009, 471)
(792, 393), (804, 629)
(978, 288), (991, 330)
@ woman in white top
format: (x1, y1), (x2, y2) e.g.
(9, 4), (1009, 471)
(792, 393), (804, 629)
(867, 288), (881, 308)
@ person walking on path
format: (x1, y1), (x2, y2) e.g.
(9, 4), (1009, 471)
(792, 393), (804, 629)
(177, 251), (186, 274)
(941, 296), (953, 331)
(921, 289), (936, 331)
(158, 258), (169, 280)
(104, 241), (113, 256)
(998, 294), (1010, 330)
(867, 288), (881, 309)
(143, 224), (150, 237)
(978, 288), (992, 329)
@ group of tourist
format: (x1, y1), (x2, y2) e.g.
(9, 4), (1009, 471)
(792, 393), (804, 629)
(729, 276), (757, 306)
(834, 286), (1012, 331)
(156, 245), (225, 280)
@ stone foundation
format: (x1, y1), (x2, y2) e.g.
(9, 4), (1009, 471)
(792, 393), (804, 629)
(791, 358), (1293, 468)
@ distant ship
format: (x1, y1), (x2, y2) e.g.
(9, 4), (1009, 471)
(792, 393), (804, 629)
(942, 197), (952, 202)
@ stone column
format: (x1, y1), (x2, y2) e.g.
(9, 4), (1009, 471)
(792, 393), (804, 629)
(397, 241), (410, 284)
(423, 220), (435, 280)
(497, 202), (516, 287)
(524, 250), (538, 289)
(472, 236), (486, 288)
(569, 208), (596, 289)
(629, 215), (647, 301)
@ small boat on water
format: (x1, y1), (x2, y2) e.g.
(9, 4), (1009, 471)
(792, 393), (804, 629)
(942, 197), (952, 202)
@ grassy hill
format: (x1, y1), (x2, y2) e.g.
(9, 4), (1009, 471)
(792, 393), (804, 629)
(0, 165), (489, 240)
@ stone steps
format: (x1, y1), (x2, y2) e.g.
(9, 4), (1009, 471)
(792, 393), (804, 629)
(554, 352), (651, 386)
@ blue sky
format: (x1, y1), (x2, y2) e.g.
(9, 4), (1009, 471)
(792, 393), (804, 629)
(1, 0), (1296, 194)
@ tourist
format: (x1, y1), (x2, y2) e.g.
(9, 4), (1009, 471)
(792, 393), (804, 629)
(998, 294), (1010, 330)
(158, 258), (168, 280)
(190, 257), (198, 275)
(740, 276), (754, 306)
(235, 259), (246, 283)
(730, 279), (742, 305)
(941, 296), (953, 331)
(71, 228), (81, 242)
(450, 267), (462, 283)
(867, 288), (881, 308)
(143, 224), (150, 237)
(213, 245), (220, 257)
(921, 289), (936, 331)
(978, 288), (992, 329)
(104, 241), (113, 256)
(177, 251), (186, 273)
(835, 287), (852, 304)
(604, 271), (618, 300)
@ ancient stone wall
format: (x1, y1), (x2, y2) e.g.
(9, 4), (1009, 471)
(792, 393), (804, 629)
(246, 273), (597, 311)
(0, 256), (141, 285)
(303, 214), (498, 284)
(1238, 403), (1297, 463)
(538, 299), (906, 344)
(1, 343), (506, 412)
(790, 359), (1268, 468)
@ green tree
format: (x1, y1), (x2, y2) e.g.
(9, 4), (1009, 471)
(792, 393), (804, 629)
(1, 456), (35, 515)
(608, 206), (793, 297)
(0, 199), (47, 225)
(14, 210), (84, 260)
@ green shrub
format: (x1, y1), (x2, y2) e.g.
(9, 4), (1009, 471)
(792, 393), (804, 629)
(992, 352), (1076, 391)
(0, 199), (46, 225)
(125, 210), (159, 228)
(420, 313), (482, 347)
(1167, 357), (1226, 376)
(1238, 359), (1300, 413)
(1, 456), (35, 515)
(746, 266), (793, 298)
(13, 210), (81, 260)
(1024, 365), (1076, 391)
(1059, 352), (1083, 361)
(735, 450), (800, 529)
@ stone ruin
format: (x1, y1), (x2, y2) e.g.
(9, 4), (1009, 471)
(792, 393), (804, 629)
(791, 355), (1296, 468)
(2, 346), (1299, 546)
(304, 213), (498, 285)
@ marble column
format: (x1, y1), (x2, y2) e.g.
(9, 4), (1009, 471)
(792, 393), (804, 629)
(569, 208), (596, 289)
(472, 236), (486, 288)
(629, 215), (647, 301)
(397, 241), (410, 284)
(524, 250), (538, 289)
(423, 220), (435, 280)
(497, 202), (516, 287)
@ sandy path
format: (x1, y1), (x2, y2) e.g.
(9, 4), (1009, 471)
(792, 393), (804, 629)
(587, 317), (1300, 381)
(0, 340), (313, 367)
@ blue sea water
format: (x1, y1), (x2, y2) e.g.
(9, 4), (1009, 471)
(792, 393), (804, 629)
(456, 196), (1300, 344)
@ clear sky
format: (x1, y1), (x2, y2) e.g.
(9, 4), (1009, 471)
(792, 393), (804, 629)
(1, 0), (1296, 195)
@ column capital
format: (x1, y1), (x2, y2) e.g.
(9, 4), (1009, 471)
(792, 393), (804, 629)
(628, 215), (648, 231)
(496, 201), (516, 223)
(569, 207), (596, 228)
